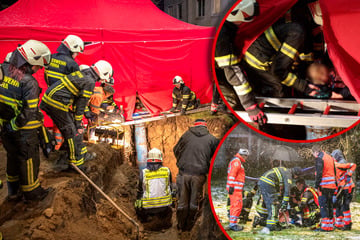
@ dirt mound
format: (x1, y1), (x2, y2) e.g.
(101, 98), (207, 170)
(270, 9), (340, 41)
(0, 144), (140, 240)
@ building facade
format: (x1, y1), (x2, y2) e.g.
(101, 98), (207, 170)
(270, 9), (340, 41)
(162, 0), (238, 27)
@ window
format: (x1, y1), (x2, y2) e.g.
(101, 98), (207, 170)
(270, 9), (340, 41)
(178, 4), (182, 19)
(197, 0), (205, 17)
(168, 5), (175, 18)
(211, 0), (221, 15)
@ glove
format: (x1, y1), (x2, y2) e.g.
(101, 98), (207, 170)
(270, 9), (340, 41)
(134, 199), (142, 209)
(280, 201), (288, 210)
(228, 186), (234, 195)
(304, 84), (320, 97)
(332, 195), (337, 204)
(169, 107), (177, 113)
(245, 104), (267, 126)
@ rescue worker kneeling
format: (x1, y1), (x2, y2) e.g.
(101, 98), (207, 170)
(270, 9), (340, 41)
(0, 40), (52, 201)
(134, 148), (173, 231)
(169, 76), (199, 115)
(296, 179), (320, 228)
(226, 148), (248, 231)
(40, 60), (114, 171)
(258, 167), (301, 234)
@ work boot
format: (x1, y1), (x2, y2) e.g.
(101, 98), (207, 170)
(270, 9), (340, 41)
(6, 181), (22, 202)
(229, 224), (243, 231)
(23, 187), (53, 202)
(343, 223), (352, 231)
(259, 227), (270, 234)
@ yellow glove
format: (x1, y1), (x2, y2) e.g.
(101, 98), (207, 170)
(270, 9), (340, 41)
(134, 199), (142, 209)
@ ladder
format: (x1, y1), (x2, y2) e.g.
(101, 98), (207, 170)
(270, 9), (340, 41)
(236, 98), (360, 127)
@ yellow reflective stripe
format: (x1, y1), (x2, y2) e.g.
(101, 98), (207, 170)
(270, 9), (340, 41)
(72, 158), (84, 166)
(215, 54), (240, 67)
(182, 104), (187, 108)
(234, 82), (252, 96)
(27, 158), (34, 185)
(81, 147), (87, 155)
(42, 94), (69, 112)
(75, 115), (83, 121)
(244, 52), (269, 71)
(172, 103), (177, 107)
(301, 197), (307, 202)
(6, 174), (19, 182)
(260, 176), (275, 186)
(280, 42), (298, 60)
(273, 168), (283, 183)
(0, 94), (21, 107)
(299, 53), (314, 62)
(21, 178), (40, 192)
(265, 26), (281, 51)
(281, 72), (297, 86)
(283, 196), (289, 201)
(10, 118), (18, 131)
(61, 76), (79, 96)
(48, 84), (65, 98)
(183, 95), (190, 99)
(68, 138), (76, 161)
(46, 70), (66, 79)
(41, 126), (49, 143)
(20, 120), (42, 130)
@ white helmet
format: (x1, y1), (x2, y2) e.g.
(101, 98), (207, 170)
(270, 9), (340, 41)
(227, 0), (259, 23)
(79, 64), (90, 71)
(173, 75), (184, 84)
(62, 35), (84, 53)
(4, 52), (12, 63)
(308, 1), (323, 26)
(238, 148), (250, 156)
(17, 40), (51, 67)
(92, 60), (114, 83)
(147, 148), (163, 163)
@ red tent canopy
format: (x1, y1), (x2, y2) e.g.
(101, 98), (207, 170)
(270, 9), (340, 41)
(0, 0), (215, 121)
(234, 0), (360, 103)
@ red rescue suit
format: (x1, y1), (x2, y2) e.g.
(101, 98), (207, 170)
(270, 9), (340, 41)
(226, 153), (245, 224)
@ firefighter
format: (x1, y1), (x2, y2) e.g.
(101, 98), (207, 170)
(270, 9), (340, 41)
(0, 40), (51, 201)
(296, 179), (320, 228)
(174, 119), (219, 231)
(239, 184), (257, 223)
(215, 0), (265, 124)
(312, 145), (337, 232)
(169, 76), (199, 115)
(44, 35), (84, 152)
(85, 85), (115, 123)
(289, 181), (302, 225)
(134, 148), (173, 230)
(332, 149), (357, 230)
(258, 167), (302, 234)
(45, 35), (84, 86)
(40, 60), (114, 171)
(226, 148), (248, 231)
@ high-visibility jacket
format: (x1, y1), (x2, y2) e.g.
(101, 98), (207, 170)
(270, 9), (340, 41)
(0, 63), (42, 130)
(89, 87), (107, 115)
(244, 22), (308, 93)
(315, 152), (337, 189)
(172, 85), (196, 111)
(141, 167), (172, 209)
(260, 167), (292, 203)
(44, 43), (80, 86)
(336, 162), (356, 191)
(41, 69), (97, 129)
(301, 186), (319, 208)
(226, 154), (245, 192)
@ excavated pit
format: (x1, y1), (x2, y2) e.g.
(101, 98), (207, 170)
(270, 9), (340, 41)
(0, 113), (233, 240)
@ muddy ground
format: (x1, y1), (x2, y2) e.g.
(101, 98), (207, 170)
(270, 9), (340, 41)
(0, 113), (234, 240)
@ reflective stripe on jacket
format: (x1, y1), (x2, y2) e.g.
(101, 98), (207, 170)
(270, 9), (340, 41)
(226, 154), (245, 192)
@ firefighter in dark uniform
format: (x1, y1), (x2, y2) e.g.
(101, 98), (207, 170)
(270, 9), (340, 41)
(40, 60), (114, 171)
(214, 0), (265, 124)
(332, 149), (357, 230)
(0, 40), (51, 201)
(44, 35), (84, 152)
(174, 119), (219, 231)
(169, 76), (198, 115)
(296, 179), (320, 228)
(289, 182), (302, 225)
(312, 145), (337, 232)
(258, 167), (301, 234)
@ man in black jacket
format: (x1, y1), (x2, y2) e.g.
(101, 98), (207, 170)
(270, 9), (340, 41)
(169, 76), (198, 115)
(174, 119), (219, 231)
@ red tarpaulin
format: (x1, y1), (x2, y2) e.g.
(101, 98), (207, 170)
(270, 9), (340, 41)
(234, 0), (360, 103)
(0, 0), (215, 122)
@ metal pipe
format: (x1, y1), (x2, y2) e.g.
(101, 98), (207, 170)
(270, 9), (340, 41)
(135, 123), (148, 170)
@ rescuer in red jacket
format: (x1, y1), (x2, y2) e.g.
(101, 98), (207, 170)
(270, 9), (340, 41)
(312, 145), (337, 232)
(226, 148), (248, 231)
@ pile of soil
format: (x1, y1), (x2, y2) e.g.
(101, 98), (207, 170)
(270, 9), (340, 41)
(0, 144), (140, 240)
